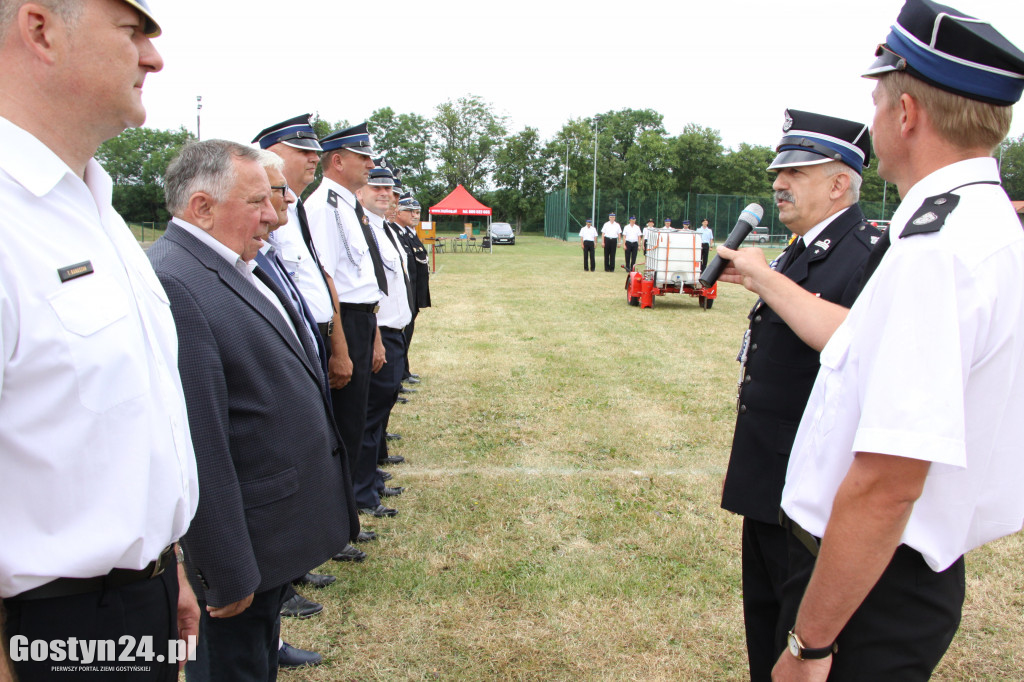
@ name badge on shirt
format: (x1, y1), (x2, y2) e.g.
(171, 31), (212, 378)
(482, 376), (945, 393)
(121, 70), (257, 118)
(58, 260), (94, 283)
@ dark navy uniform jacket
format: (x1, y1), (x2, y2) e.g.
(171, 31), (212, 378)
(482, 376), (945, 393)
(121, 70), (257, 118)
(721, 203), (881, 524)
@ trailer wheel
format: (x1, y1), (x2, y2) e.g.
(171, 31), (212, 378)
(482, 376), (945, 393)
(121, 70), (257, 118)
(698, 295), (706, 309)
(628, 296), (640, 306)
(705, 298), (714, 309)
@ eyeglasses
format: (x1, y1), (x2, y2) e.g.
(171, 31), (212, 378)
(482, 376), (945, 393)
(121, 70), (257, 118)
(269, 184), (289, 198)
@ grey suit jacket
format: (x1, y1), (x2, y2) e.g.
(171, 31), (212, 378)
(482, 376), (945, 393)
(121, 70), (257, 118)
(148, 222), (355, 606)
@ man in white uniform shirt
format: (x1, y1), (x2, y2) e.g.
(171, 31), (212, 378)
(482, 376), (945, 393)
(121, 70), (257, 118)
(306, 123), (395, 518)
(579, 219), (598, 271)
(621, 216), (643, 272)
(0, 2), (198, 679)
(600, 212), (622, 272)
(718, 0), (1024, 678)
(356, 162), (412, 514)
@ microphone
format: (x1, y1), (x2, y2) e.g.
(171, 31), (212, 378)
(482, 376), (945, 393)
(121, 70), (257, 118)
(699, 203), (765, 287)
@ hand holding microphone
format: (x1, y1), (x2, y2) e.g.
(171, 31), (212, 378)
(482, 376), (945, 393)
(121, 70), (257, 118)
(699, 203), (765, 287)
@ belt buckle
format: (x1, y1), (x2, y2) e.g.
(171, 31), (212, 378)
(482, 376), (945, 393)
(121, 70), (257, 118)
(149, 546), (171, 578)
(326, 319), (334, 336)
(371, 304), (380, 314)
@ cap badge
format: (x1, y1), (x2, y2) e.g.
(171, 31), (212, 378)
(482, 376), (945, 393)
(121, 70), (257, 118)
(783, 112), (794, 132)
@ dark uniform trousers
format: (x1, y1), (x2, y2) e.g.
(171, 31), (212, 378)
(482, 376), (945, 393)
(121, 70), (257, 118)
(741, 518), (791, 681)
(365, 327), (406, 481)
(332, 307), (377, 510)
(582, 241), (596, 271)
(701, 242), (710, 270)
(4, 567), (179, 682)
(778, 533), (964, 681)
(187, 584), (289, 682)
(603, 237), (617, 271)
(624, 241), (639, 272)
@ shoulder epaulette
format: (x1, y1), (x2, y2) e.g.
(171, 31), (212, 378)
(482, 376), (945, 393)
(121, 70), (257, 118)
(901, 193), (959, 238)
(327, 189), (338, 208)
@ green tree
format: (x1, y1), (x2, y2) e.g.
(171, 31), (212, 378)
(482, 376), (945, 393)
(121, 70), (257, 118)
(492, 127), (547, 230)
(667, 124), (724, 194)
(96, 126), (194, 223)
(716, 143), (776, 196)
(368, 107), (436, 196)
(998, 133), (1024, 200)
(431, 95), (507, 193)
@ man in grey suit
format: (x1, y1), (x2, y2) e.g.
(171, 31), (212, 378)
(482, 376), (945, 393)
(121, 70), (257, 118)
(148, 140), (356, 681)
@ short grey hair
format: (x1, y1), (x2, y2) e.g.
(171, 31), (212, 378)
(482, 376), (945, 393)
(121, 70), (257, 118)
(256, 148), (284, 173)
(0, 0), (82, 45)
(821, 160), (862, 203)
(164, 139), (262, 216)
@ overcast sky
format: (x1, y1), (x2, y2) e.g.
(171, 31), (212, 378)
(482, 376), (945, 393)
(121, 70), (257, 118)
(141, 0), (1024, 152)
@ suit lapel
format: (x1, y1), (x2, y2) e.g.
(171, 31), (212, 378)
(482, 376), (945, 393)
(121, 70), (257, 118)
(163, 223), (318, 381)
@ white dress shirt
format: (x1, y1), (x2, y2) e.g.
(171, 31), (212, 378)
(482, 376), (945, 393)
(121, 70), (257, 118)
(579, 225), (598, 242)
(273, 203), (334, 323)
(782, 157), (1024, 571)
(622, 223), (643, 243)
(601, 221), (622, 239)
(0, 117), (198, 597)
(366, 212), (412, 330)
(305, 177), (383, 305)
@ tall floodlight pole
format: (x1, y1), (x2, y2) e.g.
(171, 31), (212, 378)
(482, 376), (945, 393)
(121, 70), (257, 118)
(591, 116), (601, 224)
(564, 140), (571, 237)
(196, 95), (203, 140)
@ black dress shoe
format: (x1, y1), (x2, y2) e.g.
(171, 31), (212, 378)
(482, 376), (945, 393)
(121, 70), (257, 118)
(332, 544), (367, 562)
(359, 504), (398, 518)
(278, 642), (322, 668)
(377, 468), (393, 481)
(406, 373), (420, 380)
(381, 455), (405, 465)
(381, 486), (404, 497)
(398, 386), (417, 394)
(292, 572), (336, 589)
(404, 376), (421, 384)
(280, 593), (323, 619)
(352, 530), (377, 543)
(396, 396), (408, 404)
(385, 432), (402, 441)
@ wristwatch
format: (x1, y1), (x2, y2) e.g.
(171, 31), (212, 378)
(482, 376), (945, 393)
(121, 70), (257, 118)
(787, 630), (837, 660)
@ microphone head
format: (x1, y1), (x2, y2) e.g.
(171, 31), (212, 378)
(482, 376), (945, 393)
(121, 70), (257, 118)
(739, 203), (764, 227)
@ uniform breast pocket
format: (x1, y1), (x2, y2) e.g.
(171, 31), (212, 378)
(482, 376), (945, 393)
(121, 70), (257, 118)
(766, 319), (819, 368)
(279, 246), (304, 279)
(48, 272), (148, 413)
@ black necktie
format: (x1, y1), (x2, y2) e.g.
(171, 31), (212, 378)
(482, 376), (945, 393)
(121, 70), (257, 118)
(780, 238), (806, 274)
(384, 222), (415, 314)
(853, 229), (891, 296)
(253, 264), (321, 374)
(295, 199), (333, 296)
(354, 201), (388, 295)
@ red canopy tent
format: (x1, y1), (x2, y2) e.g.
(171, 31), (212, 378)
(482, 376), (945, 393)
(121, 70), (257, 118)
(429, 184), (492, 217)
(429, 184), (493, 258)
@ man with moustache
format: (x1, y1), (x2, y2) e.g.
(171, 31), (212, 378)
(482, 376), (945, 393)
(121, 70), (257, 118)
(718, 109), (879, 682)
(719, 1), (1024, 678)
(306, 123), (397, 518)
(149, 140), (353, 681)
(0, 2), (198, 680)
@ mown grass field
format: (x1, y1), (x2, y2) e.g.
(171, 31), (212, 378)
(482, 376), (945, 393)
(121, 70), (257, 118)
(278, 234), (1024, 681)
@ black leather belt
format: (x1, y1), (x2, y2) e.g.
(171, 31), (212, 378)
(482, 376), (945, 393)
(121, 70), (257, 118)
(338, 302), (380, 314)
(380, 326), (405, 334)
(779, 510), (821, 557)
(8, 545), (177, 601)
(317, 321), (333, 338)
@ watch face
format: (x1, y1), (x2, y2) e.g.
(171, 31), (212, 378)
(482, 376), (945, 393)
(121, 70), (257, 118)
(788, 633), (801, 658)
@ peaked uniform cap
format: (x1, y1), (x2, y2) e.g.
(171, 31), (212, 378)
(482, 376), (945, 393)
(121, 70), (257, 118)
(123, 0), (161, 37)
(863, 0), (1024, 105)
(768, 109), (871, 175)
(251, 114), (323, 151)
(320, 122), (376, 156)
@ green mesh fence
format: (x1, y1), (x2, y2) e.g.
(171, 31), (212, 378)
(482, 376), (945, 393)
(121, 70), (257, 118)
(546, 189), (899, 242)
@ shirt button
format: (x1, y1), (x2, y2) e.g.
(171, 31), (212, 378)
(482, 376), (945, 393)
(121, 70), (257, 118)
(744, 374), (752, 384)
(738, 404), (747, 414)
(753, 315), (762, 324)
(750, 344), (758, 353)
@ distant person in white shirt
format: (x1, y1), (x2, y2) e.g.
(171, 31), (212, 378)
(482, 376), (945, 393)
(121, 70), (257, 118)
(600, 213), (622, 272)
(621, 216), (644, 272)
(695, 219), (714, 270)
(579, 219), (598, 271)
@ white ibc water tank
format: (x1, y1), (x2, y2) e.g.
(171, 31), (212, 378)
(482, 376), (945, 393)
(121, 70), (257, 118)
(643, 228), (701, 286)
